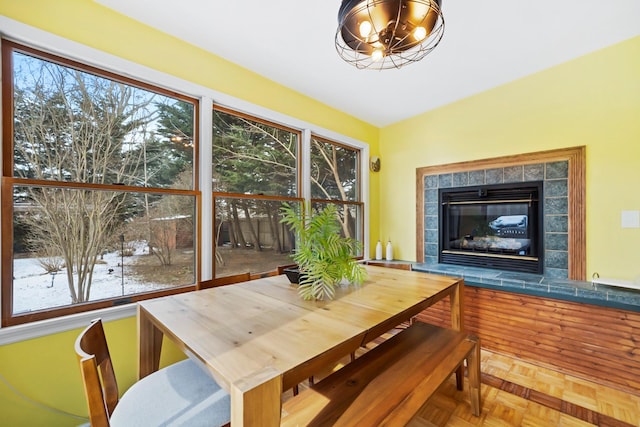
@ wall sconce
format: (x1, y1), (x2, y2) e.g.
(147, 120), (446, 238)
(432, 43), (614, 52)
(370, 156), (381, 172)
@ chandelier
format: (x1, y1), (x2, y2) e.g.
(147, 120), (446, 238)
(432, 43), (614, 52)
(335, 0), (445, 70)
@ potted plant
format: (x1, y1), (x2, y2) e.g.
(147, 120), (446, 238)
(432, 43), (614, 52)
(280, 203), (366, 300)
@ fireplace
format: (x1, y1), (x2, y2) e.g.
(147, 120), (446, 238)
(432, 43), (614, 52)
(439, 182), (543, 274)
(418, 148), (586, 280)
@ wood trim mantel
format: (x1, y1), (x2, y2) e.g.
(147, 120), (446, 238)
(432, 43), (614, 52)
(415, 146), (586, 280)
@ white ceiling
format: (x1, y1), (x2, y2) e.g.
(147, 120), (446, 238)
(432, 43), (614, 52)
(96, 0), (640, 127)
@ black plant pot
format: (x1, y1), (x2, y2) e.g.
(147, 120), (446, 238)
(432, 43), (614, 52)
(283, 267), (306, 284)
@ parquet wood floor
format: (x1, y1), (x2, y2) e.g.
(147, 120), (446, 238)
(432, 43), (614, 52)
(283, 343), (640, 426)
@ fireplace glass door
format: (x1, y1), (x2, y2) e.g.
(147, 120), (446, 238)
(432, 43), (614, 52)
(439, 182), (543, 274)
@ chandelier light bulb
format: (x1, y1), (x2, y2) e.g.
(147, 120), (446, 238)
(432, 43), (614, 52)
(371, 49), (384, 62)
(413, 26), (427, 41)
(359, 20), (372, 37)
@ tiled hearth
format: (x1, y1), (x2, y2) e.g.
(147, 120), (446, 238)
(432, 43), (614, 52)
(411, 261), (640, 312)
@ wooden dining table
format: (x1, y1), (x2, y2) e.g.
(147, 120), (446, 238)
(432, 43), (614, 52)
(137, 265), (464, 426)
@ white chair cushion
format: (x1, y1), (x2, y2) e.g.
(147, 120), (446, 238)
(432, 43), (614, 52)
(110, 359), (230, 427)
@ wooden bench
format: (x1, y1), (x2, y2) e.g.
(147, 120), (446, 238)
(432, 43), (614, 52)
(281, 322), (481, 426)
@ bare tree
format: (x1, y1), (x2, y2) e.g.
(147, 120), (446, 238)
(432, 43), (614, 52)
(310, 139), (357, 238)
(23, 189), (129, 302)
(146, 169), (194, 266)
(14, 58), (156, 302)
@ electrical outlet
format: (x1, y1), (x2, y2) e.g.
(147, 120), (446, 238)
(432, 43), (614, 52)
(621, 210), (640, 228)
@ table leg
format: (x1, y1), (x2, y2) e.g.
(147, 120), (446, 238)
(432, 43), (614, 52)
(450, 280), (466, 390)
(137, 305), (163, 380)
(449, 279), (464, 331)
(467, 336), (482, 416)
(230, 374), (282, 426)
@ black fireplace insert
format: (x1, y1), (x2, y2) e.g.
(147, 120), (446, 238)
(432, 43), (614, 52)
(439, 182), (543, 274)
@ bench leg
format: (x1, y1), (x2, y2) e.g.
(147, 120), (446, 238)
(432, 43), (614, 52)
(455, 365), (464, 390)
(467, 337), (482, 416)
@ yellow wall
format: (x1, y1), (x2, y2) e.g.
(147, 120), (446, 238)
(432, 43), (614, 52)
(0, 1), (379, 425)
(0, 317), (185, 426)
(379, 36), (640, 281)
(1, 0), (638, 425)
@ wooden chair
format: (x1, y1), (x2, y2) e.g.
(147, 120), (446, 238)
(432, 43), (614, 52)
(198, 272), (251, 290)
(364, 260), (413, 271)
(276, 263), (297, 275)
(75, 319), (230, 427)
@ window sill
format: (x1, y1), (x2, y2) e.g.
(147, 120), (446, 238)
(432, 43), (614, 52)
(0, 303), (137, 345)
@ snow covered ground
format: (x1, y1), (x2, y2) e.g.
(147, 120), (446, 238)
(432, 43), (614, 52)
(12, 244), (167, 314)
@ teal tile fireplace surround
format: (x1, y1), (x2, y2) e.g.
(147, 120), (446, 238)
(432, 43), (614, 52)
(424, 160), (570, 279)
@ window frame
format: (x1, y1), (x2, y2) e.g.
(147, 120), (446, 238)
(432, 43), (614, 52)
(309, 134), (365, 251)
(310, 134), (363, 203)
(1, 40), (202, 326)
(212, 105), (303, 197)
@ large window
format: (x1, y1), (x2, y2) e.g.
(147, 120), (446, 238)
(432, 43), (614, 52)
(0, 37), (367, 326)
(310, 136), (360, 202)
(212, 108), (364, 278)
(310, 136), (363, 245)
(2, 41), (199, 325)
(212, 108), (301, 276)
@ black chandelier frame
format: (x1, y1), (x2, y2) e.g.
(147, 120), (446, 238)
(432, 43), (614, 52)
(336, 0), (445, 70)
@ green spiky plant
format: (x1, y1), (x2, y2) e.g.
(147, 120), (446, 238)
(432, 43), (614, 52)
(280, 203), (366, 300)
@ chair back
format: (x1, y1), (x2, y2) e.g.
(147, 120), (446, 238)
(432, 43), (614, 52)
(276, 263), (298, 275)
(74, 319), (119, 427)
(365, 260), (412, 270)
(199, 272), (251, 289)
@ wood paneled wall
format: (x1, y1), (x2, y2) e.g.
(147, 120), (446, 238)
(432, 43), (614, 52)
(416, 285), (640, 396)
